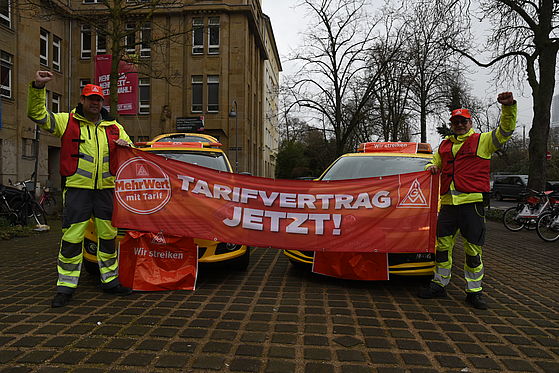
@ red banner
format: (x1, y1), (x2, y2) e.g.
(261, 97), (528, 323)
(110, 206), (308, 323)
(119, 231), (198, 291)
(112, 147), (439, 253)
(94, 54), (138, 115)
(313, 252), (389, 280)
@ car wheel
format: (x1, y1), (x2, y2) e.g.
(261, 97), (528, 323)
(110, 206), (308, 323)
(231, 247), (250, 270)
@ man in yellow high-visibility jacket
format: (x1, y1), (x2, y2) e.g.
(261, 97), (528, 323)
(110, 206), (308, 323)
(418, 92), (517, 310)
(28, 71), (133, 308)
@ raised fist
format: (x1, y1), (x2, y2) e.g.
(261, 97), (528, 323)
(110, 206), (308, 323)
(34, 71), (54, 88)
(497, 91), (514, 106)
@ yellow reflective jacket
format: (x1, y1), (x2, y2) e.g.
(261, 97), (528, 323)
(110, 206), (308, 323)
(428, 103), (517, 205)
(27, 83), (132, 190)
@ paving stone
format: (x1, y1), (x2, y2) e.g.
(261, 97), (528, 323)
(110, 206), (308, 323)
(191, 356), (225, 370)
(105, 338), (136, 350)
(336, 349), (366, 362)
(303, 335), (329, 346)
(137, 339), (167, 351)
(333, 336), (362, 347)
(265, 360), (297, 373)
(340, 366), (372, 373)
(17, 350), (57, 363)
(396, 339), (423, 350)
(401, 352), (431, 366)
(52, 351), (87, 364)
(236, 344), (264, 357)
(202, 341), (232, 354)
(154, 354), (189, 368)
(369, 351), (398, 364)
(268, 346), (296, 358)
(304, 362), (335, 373)
(229, 357), (262, 372)
(304, 347), (331, 360)
(86, 351), (121, 364)
(468, 356), (501, 370)
(435, 354), (466, 368)
(502, 358), (538, 371)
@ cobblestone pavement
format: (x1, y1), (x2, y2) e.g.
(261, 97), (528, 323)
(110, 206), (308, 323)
(0, 219), (558, 373)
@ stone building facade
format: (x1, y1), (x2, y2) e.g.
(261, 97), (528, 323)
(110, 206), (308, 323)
(0, 0), (280, 188)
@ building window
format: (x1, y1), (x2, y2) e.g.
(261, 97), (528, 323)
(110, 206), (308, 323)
(96, 28), (106, 54)
(0, 50), (13, 98)
(81, 25), (91, 59)
(53, 35), (61, 71)
(140, 22), (151, 57)
(1, 0), (10, 28)
(207, 75), (219, 112)
(79, 79), (91, 89)
(22, 138), (37, 159)
(208, 17), (220, 54)
(52, 93), (61, 113)
(125, 23), (135, 54)
(192, 18), (203, 54)
(191, 75), (203, 112)
(40, 29), (49, 66)
(139, 78), (150, 114)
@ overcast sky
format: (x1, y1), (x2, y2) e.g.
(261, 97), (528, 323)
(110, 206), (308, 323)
(262, 1), (537, 144)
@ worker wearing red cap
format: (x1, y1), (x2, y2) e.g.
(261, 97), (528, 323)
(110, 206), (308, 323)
(27, 71), (133, 307)
(418, 92), (517, 310)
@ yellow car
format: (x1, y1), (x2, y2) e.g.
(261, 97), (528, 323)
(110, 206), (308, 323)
(83, 133), (250, 274)
(283, 142), (436, 277)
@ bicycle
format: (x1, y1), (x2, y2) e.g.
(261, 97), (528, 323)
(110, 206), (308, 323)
(38, 185), (58, 216)
(0, 184), (23, 225)
(502, 189), (552, 232)
(535, 192), (559, 242)
(10, 179), (48, 227)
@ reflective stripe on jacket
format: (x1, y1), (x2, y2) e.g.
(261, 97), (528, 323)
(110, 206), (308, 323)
(27, 83), (131, 190)
(439, 133), (491, 194)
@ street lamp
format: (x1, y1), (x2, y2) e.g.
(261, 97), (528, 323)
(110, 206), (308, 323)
(229, 100), (238, 172)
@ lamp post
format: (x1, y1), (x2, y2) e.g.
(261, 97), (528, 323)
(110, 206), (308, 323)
(229, 100), (238, 172)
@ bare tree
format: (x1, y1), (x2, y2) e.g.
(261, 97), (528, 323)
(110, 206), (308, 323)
(369, 41), (414, 142)
(15, 0), (188, 118)
(289, 0), (398, 156)
(400, 0), (459, 142)
(446, 0), (559, 191)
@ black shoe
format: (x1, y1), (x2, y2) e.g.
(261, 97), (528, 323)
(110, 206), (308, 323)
(418, 282), (447, 299)
(103, 285), (133, 296)
(465, 292), (488, 310)
(51, 293), (72, 308)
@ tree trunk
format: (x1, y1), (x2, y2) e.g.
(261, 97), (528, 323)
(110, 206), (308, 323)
(527, 47), (556, 191)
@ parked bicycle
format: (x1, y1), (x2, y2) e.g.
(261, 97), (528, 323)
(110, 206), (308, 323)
(0, 184), (23, 225)
(38, 185), (58, 216)
(10, 179), (48, 227)
(502, 189), (552, 231)
(535, 192), (559, 242)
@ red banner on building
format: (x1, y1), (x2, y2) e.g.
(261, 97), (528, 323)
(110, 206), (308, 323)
(112, 147), (439, 253)
(94, 54), (138, 115)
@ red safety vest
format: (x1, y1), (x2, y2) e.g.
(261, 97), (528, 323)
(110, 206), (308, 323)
(439, 133), (490, 194)
(60, 113), (120, 177)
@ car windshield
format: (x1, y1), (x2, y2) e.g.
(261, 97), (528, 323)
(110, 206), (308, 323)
(150, 150), (230, 172)
(321, 155), (431, 181)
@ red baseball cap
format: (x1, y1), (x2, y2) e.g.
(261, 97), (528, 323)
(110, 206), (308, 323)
(450, 108), (471, 120)
(81, 84), (104, 99)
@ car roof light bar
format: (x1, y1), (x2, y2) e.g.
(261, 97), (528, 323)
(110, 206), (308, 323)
(357, 142), (432, 154)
